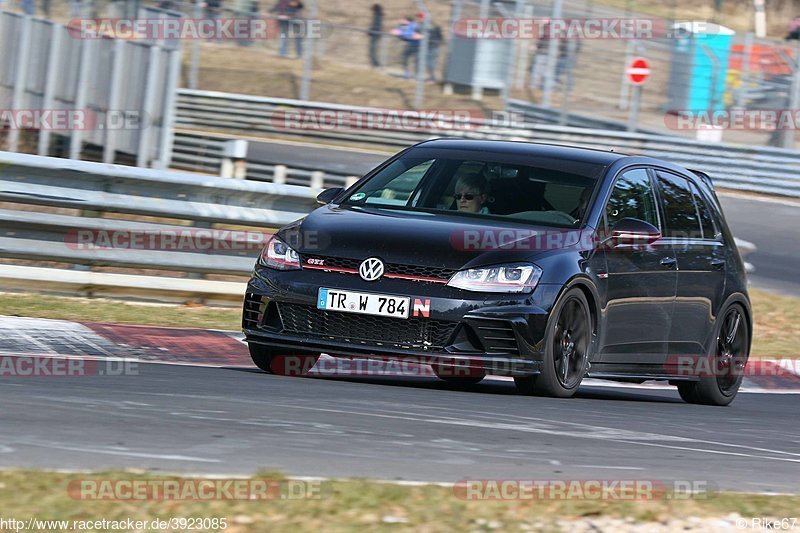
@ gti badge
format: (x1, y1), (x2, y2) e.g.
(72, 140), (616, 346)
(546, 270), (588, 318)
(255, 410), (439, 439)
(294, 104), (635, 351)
(359, 257), (384, 281)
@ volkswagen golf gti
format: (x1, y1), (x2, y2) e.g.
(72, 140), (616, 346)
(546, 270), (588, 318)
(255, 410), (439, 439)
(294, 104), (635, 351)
(242, 139), (751, 405)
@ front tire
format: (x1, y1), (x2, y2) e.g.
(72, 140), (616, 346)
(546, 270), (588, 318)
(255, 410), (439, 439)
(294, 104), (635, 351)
(432, 363), (485, 385)
(248, 343), (319, 376)
(515, 287), (593, 398)
(249, 343), (275, 373)
(677, 304), (749, 406)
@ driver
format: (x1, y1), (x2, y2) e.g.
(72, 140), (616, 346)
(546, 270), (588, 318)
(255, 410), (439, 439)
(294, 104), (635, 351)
(454, 172), (490, 214)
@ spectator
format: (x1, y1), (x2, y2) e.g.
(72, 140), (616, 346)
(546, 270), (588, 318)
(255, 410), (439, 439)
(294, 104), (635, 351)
(21, 0), (34, 14)
(392, 14), (422, 78)
(42, 0), (50, 17)
(555, 38), (580, 91)
(68, 0), (81, 17)
(271, 0), (304, 58)
(239, 0), (259, 47)
(368, 4), (383, 68)
(205, 0), (221, 41)
(529, 32), (550, 90)
(786, 16), (800, 40)
(205, 0), (221, 19)
(427, 23), (443, 82)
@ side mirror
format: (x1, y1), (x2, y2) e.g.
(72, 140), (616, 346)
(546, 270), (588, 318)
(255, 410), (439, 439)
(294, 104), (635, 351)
(316, 187), (344, 205)
(606, 217), (661, 247)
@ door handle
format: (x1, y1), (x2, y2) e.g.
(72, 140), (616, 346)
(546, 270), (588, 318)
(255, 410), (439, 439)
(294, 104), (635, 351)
(660, 257), (677, 268)
(710, 259), (726, 270)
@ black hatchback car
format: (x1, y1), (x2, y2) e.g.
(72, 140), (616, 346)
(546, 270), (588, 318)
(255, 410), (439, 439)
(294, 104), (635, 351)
(243, 139), (751, 406)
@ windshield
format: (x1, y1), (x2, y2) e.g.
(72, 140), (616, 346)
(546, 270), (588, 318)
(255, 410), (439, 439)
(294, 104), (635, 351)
(342, 152), (602, 227)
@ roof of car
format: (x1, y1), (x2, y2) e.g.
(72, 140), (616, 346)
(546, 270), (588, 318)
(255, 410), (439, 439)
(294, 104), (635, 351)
(414, 138), (627, 166)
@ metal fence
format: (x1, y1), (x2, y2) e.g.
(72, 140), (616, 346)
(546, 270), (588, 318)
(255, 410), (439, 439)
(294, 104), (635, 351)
(0, 9), (181, 167)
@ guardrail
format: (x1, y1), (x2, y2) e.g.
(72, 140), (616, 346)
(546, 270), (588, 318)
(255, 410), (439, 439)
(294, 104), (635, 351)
(0, 150), (318, 303)
(175, 89), (800, 197)
(171, 131), (355, 188)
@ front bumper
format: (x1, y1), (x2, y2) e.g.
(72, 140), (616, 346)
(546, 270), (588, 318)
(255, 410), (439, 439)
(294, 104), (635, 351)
(242, 265), (561, 376)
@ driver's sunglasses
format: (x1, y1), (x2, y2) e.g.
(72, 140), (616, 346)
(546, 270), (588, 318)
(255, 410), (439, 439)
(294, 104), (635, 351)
(454, 193), (477, 201)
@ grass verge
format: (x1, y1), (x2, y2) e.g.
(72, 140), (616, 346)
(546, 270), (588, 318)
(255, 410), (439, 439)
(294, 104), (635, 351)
(0, 287), (796, 358)
(0, 469), (798, 532)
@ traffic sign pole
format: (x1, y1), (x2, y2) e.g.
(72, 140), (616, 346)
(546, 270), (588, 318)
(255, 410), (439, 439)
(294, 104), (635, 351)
(627, 84), (642, 132)
(625, 57), (650, 132)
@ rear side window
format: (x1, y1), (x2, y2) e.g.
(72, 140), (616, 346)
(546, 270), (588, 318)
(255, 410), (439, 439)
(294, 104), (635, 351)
(688, 181), (719, 239)
(605, 168), (660, 230)
(656, 172), (702, 239)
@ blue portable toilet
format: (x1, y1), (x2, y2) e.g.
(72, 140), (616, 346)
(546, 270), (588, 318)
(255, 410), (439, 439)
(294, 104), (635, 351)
(666, 22), (735, 112)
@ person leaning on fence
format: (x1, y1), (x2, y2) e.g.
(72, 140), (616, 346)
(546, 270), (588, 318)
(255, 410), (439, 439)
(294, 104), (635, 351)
(392, 14), (423, 78)
(271, 0), (304, 58)
(786, 16), (800, 40)
(427, 23), (444, 82)
(368, 4), (384, 68)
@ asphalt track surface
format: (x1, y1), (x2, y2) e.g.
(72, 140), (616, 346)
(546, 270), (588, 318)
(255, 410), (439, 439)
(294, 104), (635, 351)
(247, 139), (800, 296)
(2, 361), (799, 492)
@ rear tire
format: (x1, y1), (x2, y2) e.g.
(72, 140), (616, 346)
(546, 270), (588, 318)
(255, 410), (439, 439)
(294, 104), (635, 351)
(248, 344), (319, 376)
(676, 304), (749, 406)
(516, 287), (594, 398)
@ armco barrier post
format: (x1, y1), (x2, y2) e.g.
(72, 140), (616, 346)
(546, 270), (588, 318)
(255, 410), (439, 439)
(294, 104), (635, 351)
(220, 140), (248, 179)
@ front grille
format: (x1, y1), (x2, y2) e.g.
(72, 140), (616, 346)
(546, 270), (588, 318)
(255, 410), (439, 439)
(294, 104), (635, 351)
(277, 303), (458, 350)
(387, 263), (455, 280)
(302, 255), (456, 281)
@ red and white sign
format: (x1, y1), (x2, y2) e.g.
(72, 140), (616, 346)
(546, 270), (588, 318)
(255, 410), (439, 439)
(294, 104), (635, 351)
(626, 57), (650, 85)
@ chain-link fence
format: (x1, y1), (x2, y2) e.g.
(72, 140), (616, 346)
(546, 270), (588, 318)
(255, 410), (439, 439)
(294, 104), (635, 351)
(2, 0), (800, 147)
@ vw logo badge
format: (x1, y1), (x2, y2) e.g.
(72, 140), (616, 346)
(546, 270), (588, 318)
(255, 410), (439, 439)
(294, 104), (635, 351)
(359, 257), (385, 281)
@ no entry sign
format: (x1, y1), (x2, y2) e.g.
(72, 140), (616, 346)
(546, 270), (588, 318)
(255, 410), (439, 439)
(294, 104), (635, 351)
(627, 57), (651, 85)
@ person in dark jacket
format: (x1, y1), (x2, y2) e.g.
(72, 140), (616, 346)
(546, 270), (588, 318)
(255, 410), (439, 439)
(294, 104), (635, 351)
(368, 4), (384, 67)
(786, 16), (800, 40)
(271, 0), (304, 58)
(426, 23), (443, 82)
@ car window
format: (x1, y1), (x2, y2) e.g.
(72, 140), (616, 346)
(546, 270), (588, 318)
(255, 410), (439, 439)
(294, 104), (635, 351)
(605, 169), (659, 230)
(343, 153), (601, 228)
(656, 171), (702, 240)
(688, 181), (719, 240)
(357, 159), (434, 206)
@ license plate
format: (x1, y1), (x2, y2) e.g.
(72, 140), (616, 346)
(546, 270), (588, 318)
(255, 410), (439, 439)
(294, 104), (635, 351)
(317, 288), (410, 319)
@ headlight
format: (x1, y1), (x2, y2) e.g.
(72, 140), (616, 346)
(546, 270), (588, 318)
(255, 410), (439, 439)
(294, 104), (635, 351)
(447, 263), (542, 293)
(258, 236), (300, 270)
